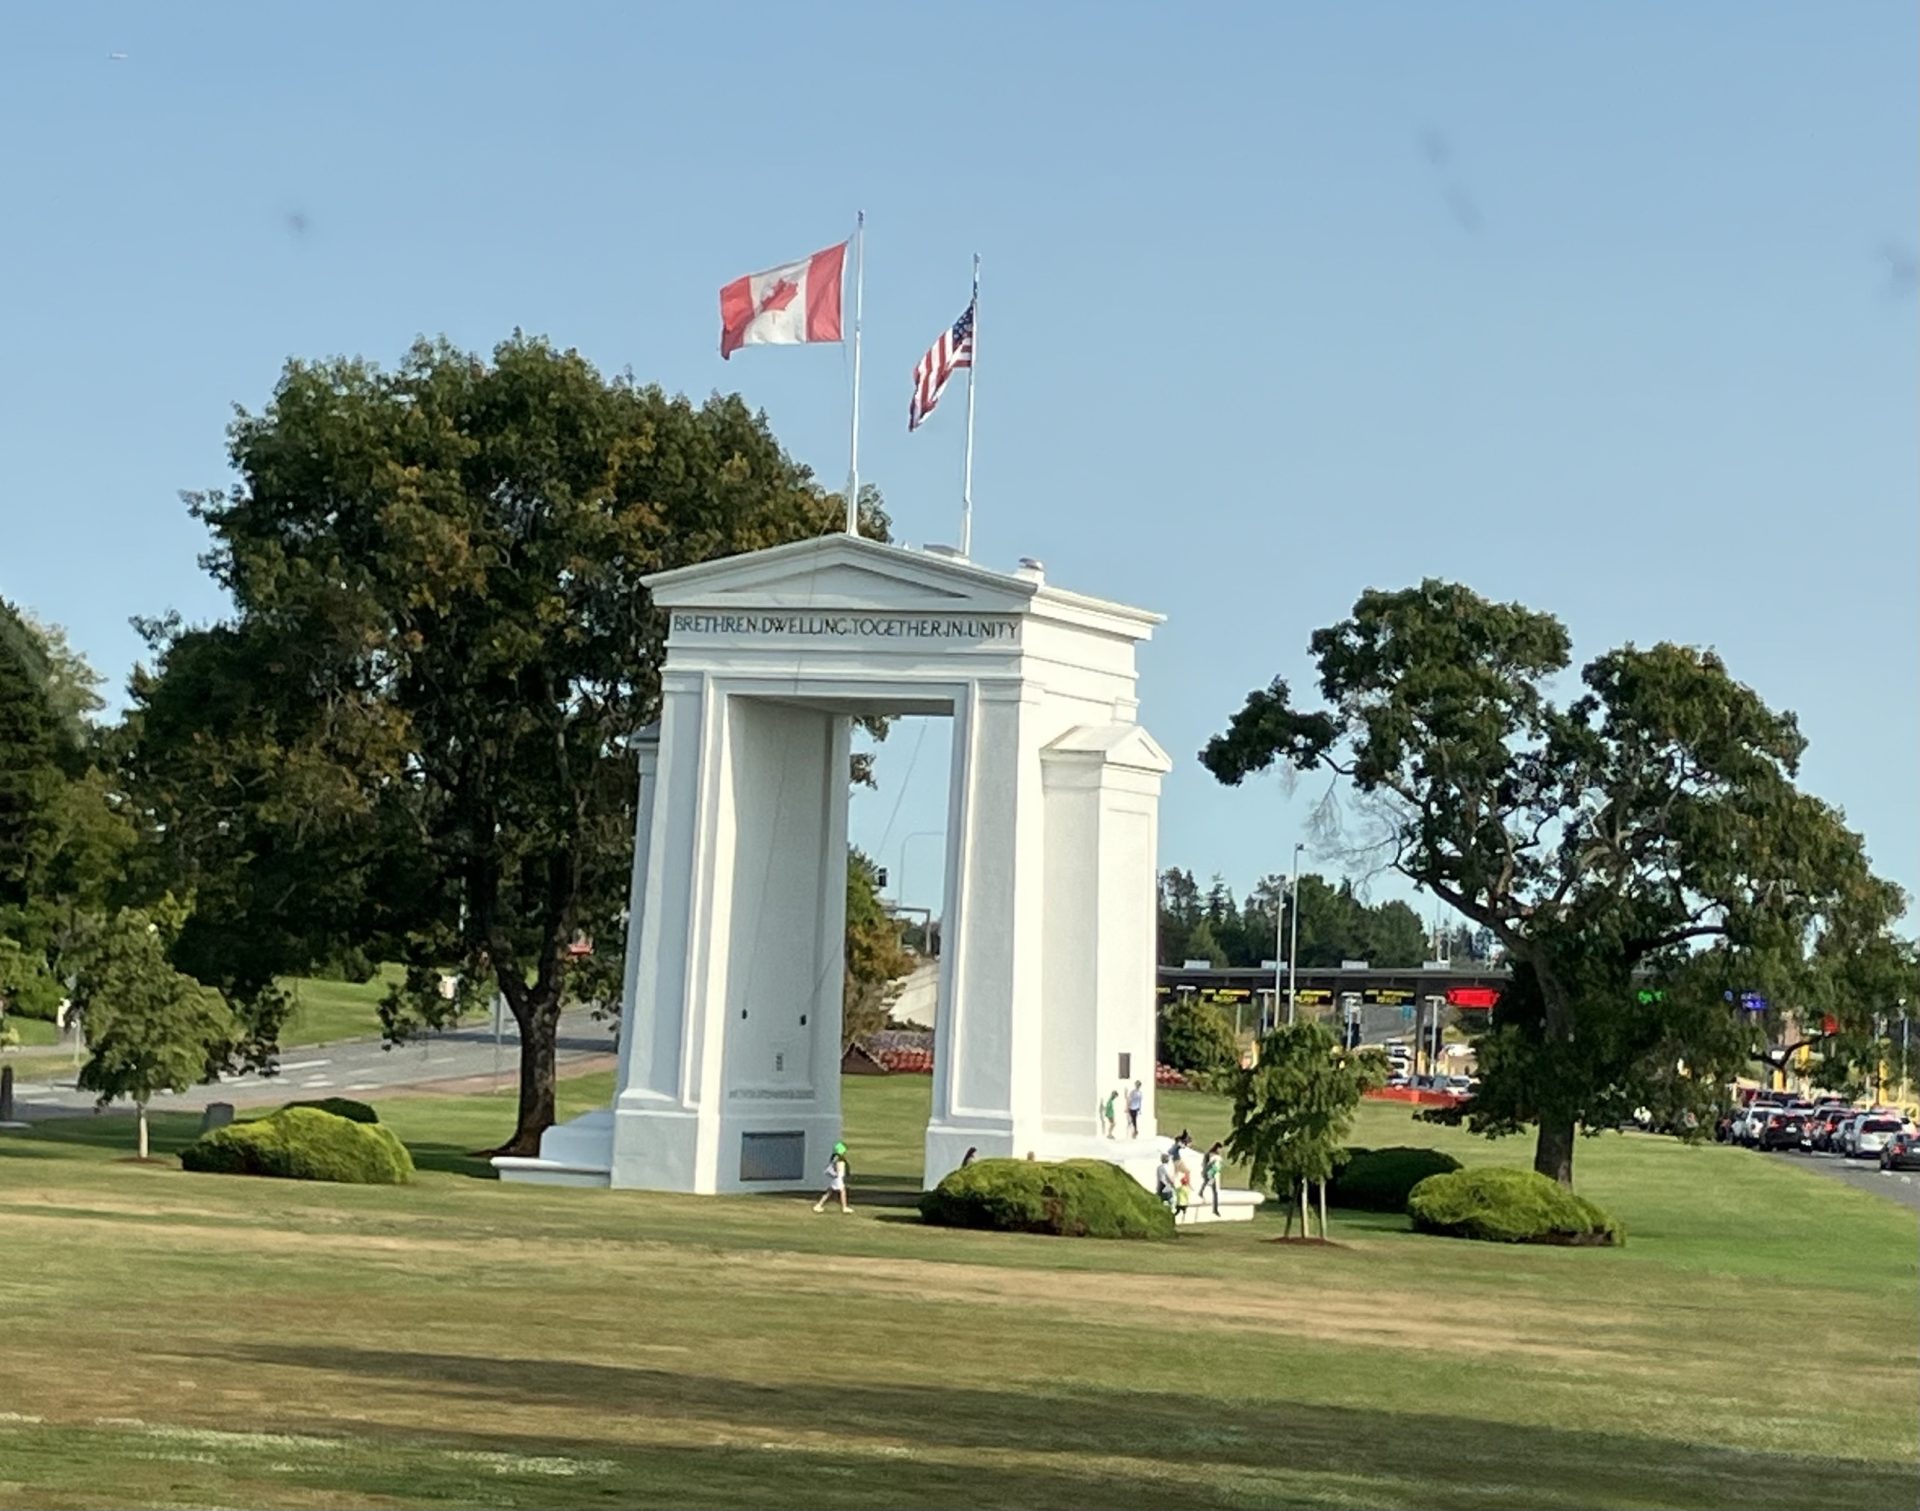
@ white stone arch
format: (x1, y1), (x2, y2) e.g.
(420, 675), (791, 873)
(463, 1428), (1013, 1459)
(496, 535), (1192, 1198)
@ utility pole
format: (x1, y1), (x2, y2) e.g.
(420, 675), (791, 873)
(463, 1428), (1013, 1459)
(1286, 842), (1304, 1025)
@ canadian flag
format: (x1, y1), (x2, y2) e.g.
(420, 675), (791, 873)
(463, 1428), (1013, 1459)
(720, 241), (847, 359)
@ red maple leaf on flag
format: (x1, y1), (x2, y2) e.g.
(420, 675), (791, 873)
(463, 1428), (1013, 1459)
(756, 278), (799, 316)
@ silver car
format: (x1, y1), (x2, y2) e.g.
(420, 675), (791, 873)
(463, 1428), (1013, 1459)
(1850, 1117), (1906, 1161)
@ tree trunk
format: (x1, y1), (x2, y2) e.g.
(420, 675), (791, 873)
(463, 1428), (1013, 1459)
(496, 991), (562, 1157)
(1298, 1179), (1312, 1238)
(1534, 1113), (1575, 1188)
(1531, 964), (1578, 1189)
(1318, 1179), (1328, 1238)
(137, 1102), (149, 1161)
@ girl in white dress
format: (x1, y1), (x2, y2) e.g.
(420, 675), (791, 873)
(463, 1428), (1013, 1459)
(812, 1141), (851, 1213)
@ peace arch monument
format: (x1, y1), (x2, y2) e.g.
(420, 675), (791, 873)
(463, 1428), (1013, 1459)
(497, 533), (1249, 1212)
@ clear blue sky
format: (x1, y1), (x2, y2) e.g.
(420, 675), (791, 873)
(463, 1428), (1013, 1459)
(3, 3), (1914, 926)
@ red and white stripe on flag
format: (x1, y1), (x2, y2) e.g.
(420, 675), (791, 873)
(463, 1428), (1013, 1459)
(908, 299), (975, 430)
(720, 242), (847, 359)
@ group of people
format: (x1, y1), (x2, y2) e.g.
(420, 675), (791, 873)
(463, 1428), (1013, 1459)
(1100, 1080), (1147, 1138)
(1155, 1131), (1224, 1221)
(815, 1096), (1226, 1221)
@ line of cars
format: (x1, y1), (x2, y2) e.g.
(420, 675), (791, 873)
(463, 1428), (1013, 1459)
(1380, 1039), (1477, 1098)
(1717, 1093), (1920, 1170)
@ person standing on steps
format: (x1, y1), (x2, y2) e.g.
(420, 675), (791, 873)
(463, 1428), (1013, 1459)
(1101, 1087), (1119, 1138)
(1200, 1142), (1224, 1217)
(813, 1141), (851, 1213)
(1126, 1080), (1144, 1138)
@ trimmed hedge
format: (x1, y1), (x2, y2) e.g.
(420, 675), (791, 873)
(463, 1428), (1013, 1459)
(280, 1096), (379, 1124)
(1407, 1167), (1621, 1246)
(181, 1106), (414, 1185)
(920, 1158), (1174, 1240)
(1329, 1146), (1463, 1212)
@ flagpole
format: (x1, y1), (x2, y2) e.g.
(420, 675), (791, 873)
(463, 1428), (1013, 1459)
(847, 211), (865, 537)
(961, 253), (978, 558)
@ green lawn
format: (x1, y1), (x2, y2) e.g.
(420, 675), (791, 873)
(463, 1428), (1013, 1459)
(276, 966), (495, 1048)
(2, 1013), (62, 1047)
(1, 1075), (1914, 1510)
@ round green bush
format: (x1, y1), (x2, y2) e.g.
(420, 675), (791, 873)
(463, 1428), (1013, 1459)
(1329, 1146), (1463, 1212)
(1157, 996), (1239, 1075)
(920, 1158), (1175, 1240)
(181, 1106), (413, 1185)
(1407, 1167), (1621, 1246)
(279, 1096), (379, 1124)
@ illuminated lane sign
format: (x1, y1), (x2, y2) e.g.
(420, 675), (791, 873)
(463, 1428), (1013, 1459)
(1446, 986), (1501, 1010)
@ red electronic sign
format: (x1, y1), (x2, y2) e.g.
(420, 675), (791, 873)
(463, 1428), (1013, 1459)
(1446, 986), (1500, 1010)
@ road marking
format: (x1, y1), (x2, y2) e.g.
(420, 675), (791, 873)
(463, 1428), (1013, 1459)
(276, 1059), (331, 1072)
(301, 1078), (334, 1089)
(223, 1079), (262, 1090)
(346, 1082), (379, 1091)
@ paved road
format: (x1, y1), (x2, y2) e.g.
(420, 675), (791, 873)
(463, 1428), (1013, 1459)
(5, 1008), (618, 1121)
(1768, 1146), (1920, 1216)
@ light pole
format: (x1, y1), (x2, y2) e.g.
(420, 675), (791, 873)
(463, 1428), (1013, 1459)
(897, 829), (943, 911)
(1286, 841), (1304, 1025)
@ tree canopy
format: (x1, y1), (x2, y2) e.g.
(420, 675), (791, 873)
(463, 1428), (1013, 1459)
(127, 334), (887, 1154)
(1203, 579), (1908, 1186)
(72, 900), (236, 1158)
(0, 602), (130, 1024)
(844, 848), (914, 1046)
(1158, 866), (1430, 969)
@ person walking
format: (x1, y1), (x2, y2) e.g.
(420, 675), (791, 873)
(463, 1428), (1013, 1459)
(1175, 1166), (1193, 1223)
(1200, 1142), (1224, 1217)
(812, 1141), (851, 1214)
(1101, 1088), (1119, 1139)
(1155, 1152), (1177, 1212)
(1126, 1080), (1144, 1138)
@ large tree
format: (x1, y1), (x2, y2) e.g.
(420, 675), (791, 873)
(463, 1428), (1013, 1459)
(1203, 580), (1907, 1186)
(0, 603), (131, 1022)
(127, 335), (886, 1155)
(842, 848), (913, 1047)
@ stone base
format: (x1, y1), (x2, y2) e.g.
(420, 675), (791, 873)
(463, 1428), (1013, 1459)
(497, 1104), (1266, 1223)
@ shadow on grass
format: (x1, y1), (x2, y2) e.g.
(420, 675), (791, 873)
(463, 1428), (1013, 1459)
(184, 1341), (1915, 1511)
(404, 1142), (499, 1179)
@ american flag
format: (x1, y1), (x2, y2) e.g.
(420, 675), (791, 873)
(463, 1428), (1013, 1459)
(908, 296), (975, 431)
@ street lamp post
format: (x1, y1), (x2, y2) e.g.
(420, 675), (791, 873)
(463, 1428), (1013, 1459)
(1286, 841), (1304, 1025)
(897, 829), (943, 911)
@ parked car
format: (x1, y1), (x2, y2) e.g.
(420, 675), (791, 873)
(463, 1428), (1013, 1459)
(1808, 1109), (1853, 1152)
(1445, 1075), (1475, 1097)
(1757, 1112), (1806, 1152)
(1849, 1117), (1906, 1161)
(1879, 1129), (1920, 1172)
(1735, 1106), (1775, 1146)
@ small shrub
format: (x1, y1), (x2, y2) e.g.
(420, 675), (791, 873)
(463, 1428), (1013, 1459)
(920, 1158), (1174, 1240)
(280, 1096), (379, 1124)
(181, 1106), (413, 1185)
(1407, 1167), (1621, 1246)
(1329, 1146), (1463, 1212)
